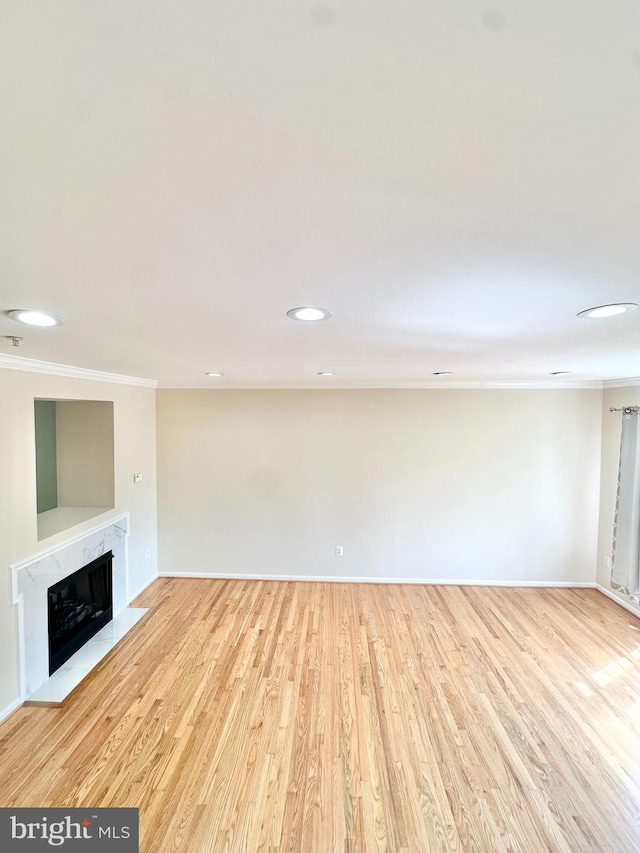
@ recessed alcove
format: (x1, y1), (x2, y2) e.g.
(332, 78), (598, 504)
(35, 399), (115, 540)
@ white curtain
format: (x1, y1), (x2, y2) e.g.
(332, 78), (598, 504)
(611, 408), (640, 598)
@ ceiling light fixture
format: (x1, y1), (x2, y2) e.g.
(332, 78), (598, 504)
(205, 372), (224, 377)
(550, 371), (572, 376)
(7, 309), (63, 327)
(577, 303), (638, 319)
(287, 307), (332, 322)
(432, 371), (452, 376)
(317, 372), (335, 376)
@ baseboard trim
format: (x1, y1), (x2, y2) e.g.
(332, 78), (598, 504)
(596, 583), (640, 617)
(0, 698), (22, 724)
(129, 573), (159, 602)
(158, 572), (595, 588)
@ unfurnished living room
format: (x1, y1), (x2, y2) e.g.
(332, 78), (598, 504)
(1, 2), (640, 852)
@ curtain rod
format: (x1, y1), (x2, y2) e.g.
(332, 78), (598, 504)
(609, 406), (640, 413)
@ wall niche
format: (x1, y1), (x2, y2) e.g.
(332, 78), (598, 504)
(34, 399), (115, 540)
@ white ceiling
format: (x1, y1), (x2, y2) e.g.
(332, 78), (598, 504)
(1, 1), (640, 388)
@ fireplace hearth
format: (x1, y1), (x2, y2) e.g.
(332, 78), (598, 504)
(48, 551), (113, 675)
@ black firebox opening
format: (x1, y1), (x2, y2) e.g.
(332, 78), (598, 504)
(48, 551), (113, 676)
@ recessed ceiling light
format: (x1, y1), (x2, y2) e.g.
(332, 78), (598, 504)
(287, 307), (332, 322)
(7, 309), (63, 327)
(577, 303), (638, 319)
(550, 371), (572, 376)
(205, 372), (224, 377)
(317, 371), (335, 376)
(432, 371), (452, 376)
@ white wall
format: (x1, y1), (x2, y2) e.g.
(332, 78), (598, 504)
(157, 389), (602, 584)
(0, 366), (158, 714)
(597, 384), (640, 616)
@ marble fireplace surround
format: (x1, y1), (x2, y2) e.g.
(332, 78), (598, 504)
(11, 512), (134, 700)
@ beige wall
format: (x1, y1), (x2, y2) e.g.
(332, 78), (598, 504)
(56, 400), (115, 507)
(2, 379), (621, 715)
(0, 367), (158, 714)
(157, 389), (602, 584)
(597, 384), (640, 616)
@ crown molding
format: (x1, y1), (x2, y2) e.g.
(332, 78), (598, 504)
(0, 354), (157, 387)
(0, 353), (622, 391)
(602, 377), (640, 389)
(158, 379), (603, 390)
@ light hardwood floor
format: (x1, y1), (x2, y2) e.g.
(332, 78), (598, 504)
(1, 579), (640, 852)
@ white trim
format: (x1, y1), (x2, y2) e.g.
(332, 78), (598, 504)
(124, 521), (131, 604)
(158, 380), (603, 390)
(128, 573), (159, 602)
(159, 572), (595, 587)
(10, 512), (130, 602)
(1, 351), (634, 391)
(16, 594), (26, 702)
(596, 583), (640, 618)
(0, 698), (22, 724)
(603, 377), (640, 389)
(0, 353), (157, 387)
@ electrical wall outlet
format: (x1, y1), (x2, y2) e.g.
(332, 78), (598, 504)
(335, 545), (343, 557)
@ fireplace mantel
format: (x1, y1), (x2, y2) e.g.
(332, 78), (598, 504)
(10, 512), (146, 701)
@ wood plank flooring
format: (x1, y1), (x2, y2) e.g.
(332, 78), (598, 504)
(2, 579), (640, 852)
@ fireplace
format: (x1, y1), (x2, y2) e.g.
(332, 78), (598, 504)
(48, 551), (113, 676)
